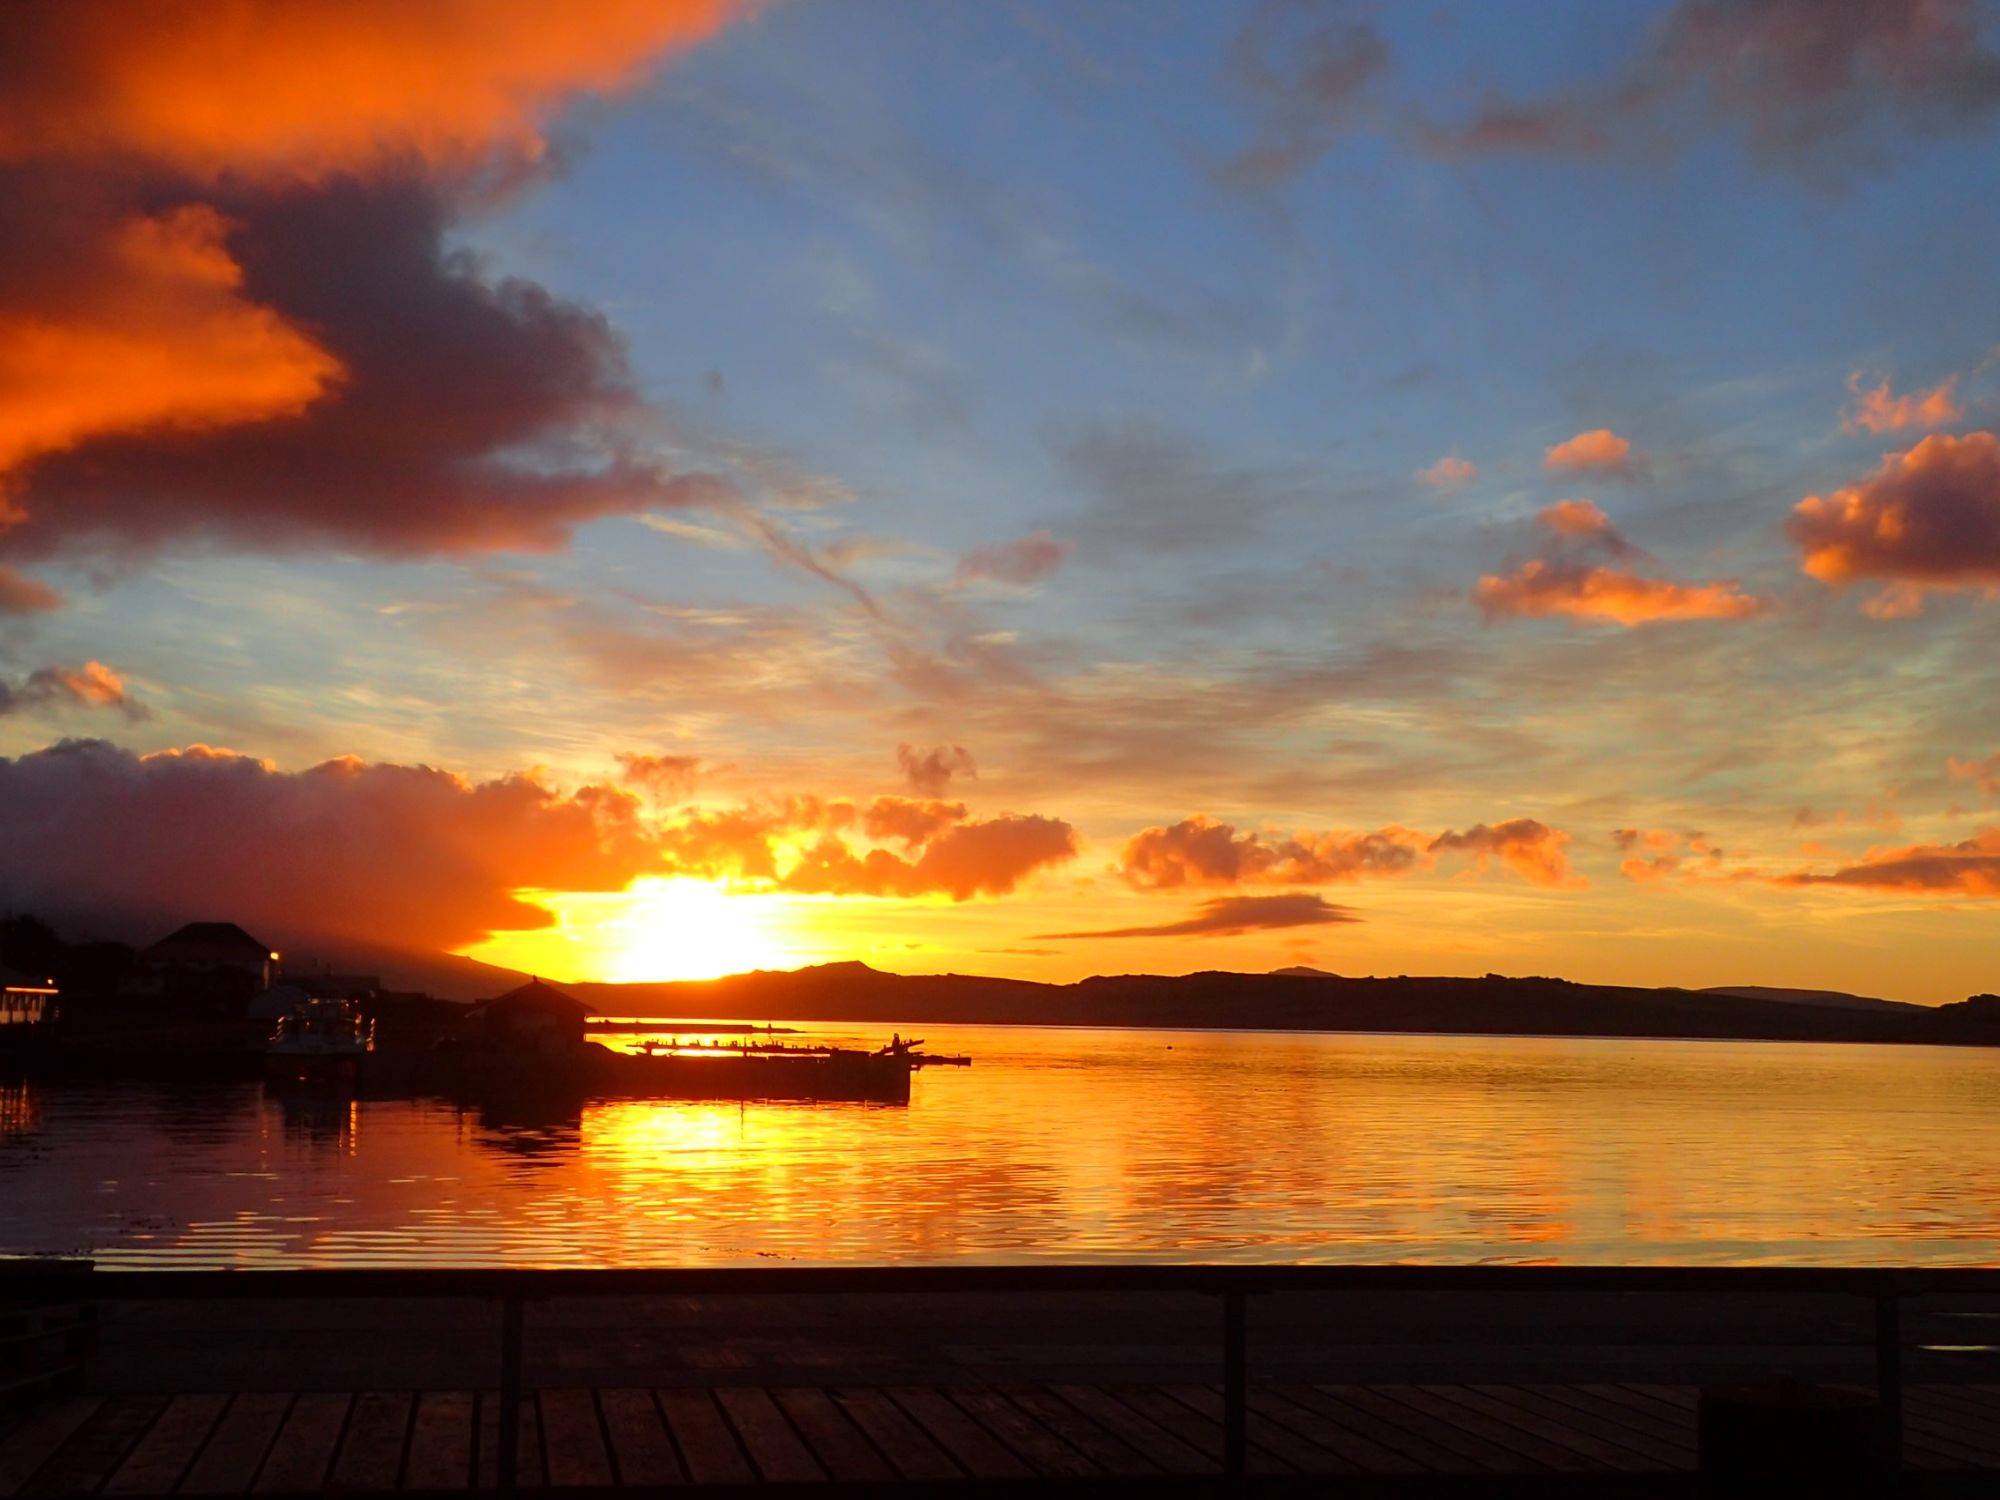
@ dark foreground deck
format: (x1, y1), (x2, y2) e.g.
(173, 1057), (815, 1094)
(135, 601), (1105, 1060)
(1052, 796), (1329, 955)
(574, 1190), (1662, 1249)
(9, 1381), (2000, 1496)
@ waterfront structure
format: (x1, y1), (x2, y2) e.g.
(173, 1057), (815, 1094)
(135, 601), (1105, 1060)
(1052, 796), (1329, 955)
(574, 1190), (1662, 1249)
(129, 922), (279, 1005)
(0, 964), (57, 1027)
(466, 978), (592, 1052)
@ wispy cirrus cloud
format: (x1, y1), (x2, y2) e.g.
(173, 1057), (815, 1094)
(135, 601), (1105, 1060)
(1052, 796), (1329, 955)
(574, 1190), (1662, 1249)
(1425, 0), (2000, 180)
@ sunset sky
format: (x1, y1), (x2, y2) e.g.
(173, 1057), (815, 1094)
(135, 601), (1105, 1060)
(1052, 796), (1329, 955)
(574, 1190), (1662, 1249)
(1, 0), (1997, 1000)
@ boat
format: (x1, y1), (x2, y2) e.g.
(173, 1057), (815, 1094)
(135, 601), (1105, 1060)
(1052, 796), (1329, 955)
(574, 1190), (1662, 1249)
(265, 995), (375, 1085)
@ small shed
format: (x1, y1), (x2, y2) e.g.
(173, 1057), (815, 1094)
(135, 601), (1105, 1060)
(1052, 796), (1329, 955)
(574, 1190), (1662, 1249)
(467, 979), (591, 1051)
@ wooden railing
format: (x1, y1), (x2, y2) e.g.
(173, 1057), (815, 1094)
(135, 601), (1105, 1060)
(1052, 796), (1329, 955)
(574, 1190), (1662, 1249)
(5, 1262), (1992, 1488)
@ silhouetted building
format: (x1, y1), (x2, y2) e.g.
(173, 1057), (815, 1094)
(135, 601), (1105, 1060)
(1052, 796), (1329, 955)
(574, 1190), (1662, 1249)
(131, 922), (278, 1005)
(0, 965), (57, 1028)
(466, 979), (590, 1052)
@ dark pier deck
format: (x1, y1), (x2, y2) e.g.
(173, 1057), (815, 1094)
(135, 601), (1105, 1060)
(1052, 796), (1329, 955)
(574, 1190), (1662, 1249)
(13, 1381), (2000, 1494)
(11, 1265), (2000, 1495)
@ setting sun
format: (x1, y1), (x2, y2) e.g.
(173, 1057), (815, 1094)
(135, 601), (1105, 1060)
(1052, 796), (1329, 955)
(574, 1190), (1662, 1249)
(462, 878), (796, 983)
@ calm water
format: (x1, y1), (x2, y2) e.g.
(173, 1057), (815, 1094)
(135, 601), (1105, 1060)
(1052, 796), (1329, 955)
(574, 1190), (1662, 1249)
(5, 1025), (1999, 1268)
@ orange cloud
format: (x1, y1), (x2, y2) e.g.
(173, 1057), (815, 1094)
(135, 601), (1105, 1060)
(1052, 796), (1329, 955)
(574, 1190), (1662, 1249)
(0, 661), (142, 719)
(0, 565), (61, 615)
(1538, 498), (1627, 545)
(780, 815), (1077, 901)
(1120, 816), (1422, 888)
(0, 1), (744, 177)
(862, 796), (967, 848)
(1544, 428), (1635, 477)
(1475, 558), (1765, 626)
(1790, 431), (2000, 611)
(1428, 819), (1578, 888)
(1611, 827), (1722, 883)
(1777, 828), (2000, 897)
(1117, 814), (1575, 888)
(1041, 893), (1361, 940)
(1949, 754), (2000, 797)
(616, 752), (700, 797)
(0, 2), (751, 577)
(0, 204), (339, 478)
(1417, 454), (1477, 488)
(1844, 372), (1962, 434)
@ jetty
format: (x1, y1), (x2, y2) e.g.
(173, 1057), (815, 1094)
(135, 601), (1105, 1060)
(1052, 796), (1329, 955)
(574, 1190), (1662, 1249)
(6, 1265), (2000, 1495)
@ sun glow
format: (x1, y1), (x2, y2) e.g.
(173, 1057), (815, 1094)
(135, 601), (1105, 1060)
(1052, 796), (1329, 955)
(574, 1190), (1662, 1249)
(461, 877), (796, 983)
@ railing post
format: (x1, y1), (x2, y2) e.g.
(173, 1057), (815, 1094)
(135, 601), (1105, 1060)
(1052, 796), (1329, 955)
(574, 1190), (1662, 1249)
(1875, 1290), (1902, 1476)
(497, 1293), (523, 1494)
(1223, 1286), (1247, 1481)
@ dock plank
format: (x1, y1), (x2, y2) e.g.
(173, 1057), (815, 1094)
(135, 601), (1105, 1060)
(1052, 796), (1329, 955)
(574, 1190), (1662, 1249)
(1456, 1385), (1660, 1471)
(1393, 1385), (1603, 1472)
(1048, 1384), (1210, 1476)
(999, 1386), (1156, 1477)
(182, 1393), (291, 1496)
(594, 1389), (682, 1488)
(770, 1388), (892, 1484)
(1141, 1385), (1299, 1474)
(105, 1393), (226, 1496)
(0, 1397), (99, 1498)
(538, 1390), (612, 1490)
(1322, 1385), (1529, 1473)
(828, 1388), (958, 1482)
(254, 1392), (349, 1495)
(23, 1396), (165, 1499)
(884, 1387), (1028, 1480)
(329, 1390), (411, 1492)
(945, 1388), (1098, 1478)
(1252, 1386), (1427, 1474)
(715, 1388), (822, 1483)
(1516, 1384), (1696, 1467)
(656, 1390), (752, 1486)
(403, 1392), (475, 1492)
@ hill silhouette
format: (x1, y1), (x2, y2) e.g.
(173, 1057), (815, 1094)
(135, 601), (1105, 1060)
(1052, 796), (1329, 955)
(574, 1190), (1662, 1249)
(570, 963), (2000, 1048)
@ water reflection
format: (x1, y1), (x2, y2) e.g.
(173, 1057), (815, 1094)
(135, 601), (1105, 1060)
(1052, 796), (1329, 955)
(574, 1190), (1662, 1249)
(5, 1027), (2000, 1268)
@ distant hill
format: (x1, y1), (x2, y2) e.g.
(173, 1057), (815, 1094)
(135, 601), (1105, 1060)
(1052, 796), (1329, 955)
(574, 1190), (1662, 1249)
(566, 963), (2000, 1049)
(1270, 965), (1342, 979)
(1700, 984), (1914, 1014)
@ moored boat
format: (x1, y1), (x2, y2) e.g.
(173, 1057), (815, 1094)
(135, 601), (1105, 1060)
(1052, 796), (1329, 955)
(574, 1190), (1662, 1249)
(265, 995), (375, 1084)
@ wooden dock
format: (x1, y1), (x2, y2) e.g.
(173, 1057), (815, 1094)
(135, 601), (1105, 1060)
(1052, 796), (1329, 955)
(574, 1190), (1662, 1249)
(7, 1381), (2000, 1494)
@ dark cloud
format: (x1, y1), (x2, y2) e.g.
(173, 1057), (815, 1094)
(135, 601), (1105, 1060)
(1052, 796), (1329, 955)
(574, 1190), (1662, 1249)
(0, 3), (749, 580)
(0, 739), (663, 949)
(1119, 816), (1422, 888)
(1429, 0), (2000, 179)
(898, 742), (977, 795)
(1039, 892), (1361, 940)
(0, 662), (144, 719)
(7, 173), (730, 562)
(1218, 0), (1391, 187)
(955, 530), (1074, 587)
(1791, 430), (2000, 614)
(0, 566), (61, 615)
(1053, 416), (1323, 554)
(1776, 827), (2000, 895)
(616, 752), (701, 797)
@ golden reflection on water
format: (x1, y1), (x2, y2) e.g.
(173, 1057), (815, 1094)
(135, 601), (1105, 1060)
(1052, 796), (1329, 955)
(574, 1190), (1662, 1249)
(6, 1027), (2000, 1267)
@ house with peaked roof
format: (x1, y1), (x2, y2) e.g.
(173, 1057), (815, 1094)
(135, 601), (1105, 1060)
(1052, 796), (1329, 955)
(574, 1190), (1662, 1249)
(465, 978), (591, 1052)
(131, 921), (279, 1002)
